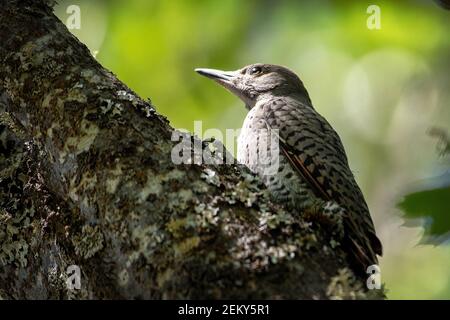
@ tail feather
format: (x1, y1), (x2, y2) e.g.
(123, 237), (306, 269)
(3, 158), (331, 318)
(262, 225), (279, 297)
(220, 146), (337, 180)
(343, 212), (381, 274)
(368, 231), (383, 256)
(347, 236), (378, 272)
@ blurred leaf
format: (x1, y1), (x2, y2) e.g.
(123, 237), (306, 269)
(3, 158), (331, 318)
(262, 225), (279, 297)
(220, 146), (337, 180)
(428, 127), (450, 157)
(433, 0), (450, 10)
(398, 175), (450, 244)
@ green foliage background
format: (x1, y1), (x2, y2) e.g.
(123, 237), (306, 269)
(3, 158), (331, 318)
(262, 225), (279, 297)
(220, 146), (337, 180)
(55, 0), (450, 299)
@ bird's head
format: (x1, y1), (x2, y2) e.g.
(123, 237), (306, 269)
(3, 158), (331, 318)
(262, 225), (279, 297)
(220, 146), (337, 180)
(195, 63), (310, 109)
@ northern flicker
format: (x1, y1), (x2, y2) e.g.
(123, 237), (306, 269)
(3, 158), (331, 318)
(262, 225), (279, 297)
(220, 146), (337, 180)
(195, 63), (382, 270)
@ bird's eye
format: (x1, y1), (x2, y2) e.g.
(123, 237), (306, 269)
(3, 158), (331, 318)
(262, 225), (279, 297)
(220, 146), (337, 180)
(249, 66), (263, 75)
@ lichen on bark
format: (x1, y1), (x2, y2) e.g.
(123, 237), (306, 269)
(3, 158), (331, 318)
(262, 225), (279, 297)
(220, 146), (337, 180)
(0, 0), (384, 299)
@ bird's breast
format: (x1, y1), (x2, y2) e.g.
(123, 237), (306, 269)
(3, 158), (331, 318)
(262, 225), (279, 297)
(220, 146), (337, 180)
(237, 107), (271, 170)
(237, 101), (317, 209)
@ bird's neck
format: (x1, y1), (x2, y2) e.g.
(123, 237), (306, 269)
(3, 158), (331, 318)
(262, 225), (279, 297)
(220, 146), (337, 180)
(256, 91), (313, 108)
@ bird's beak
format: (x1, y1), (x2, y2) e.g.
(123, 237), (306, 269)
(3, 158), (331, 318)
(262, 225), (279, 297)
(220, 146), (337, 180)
(195, 68), (239, 90)
(195, 67), (253, 106)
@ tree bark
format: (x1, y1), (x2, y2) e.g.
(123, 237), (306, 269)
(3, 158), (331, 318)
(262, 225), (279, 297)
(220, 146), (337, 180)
(0, 0), (380, 299)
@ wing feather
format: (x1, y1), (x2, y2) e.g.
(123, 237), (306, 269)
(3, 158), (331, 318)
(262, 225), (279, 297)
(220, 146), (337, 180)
(263, 98), (382, 267)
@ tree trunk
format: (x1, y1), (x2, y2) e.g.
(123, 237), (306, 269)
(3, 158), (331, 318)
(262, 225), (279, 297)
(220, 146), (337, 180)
(0, 0), (380, 299)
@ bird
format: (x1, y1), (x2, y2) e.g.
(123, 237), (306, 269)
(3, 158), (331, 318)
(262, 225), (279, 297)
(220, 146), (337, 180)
(195, 63), (382, 271)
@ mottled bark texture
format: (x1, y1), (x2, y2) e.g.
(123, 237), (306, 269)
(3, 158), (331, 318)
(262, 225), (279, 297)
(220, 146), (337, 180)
(0, 0), (381, 299)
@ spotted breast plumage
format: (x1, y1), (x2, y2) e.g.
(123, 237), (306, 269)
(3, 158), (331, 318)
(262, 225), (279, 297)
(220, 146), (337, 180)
(196, 63), (382, 270)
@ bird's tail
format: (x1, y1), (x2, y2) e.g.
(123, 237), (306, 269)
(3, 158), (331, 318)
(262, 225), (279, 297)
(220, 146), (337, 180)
(344, 218), (382, 277)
